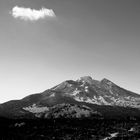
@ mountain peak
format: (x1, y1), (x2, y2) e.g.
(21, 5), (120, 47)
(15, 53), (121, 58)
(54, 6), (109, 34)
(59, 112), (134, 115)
(77, 76), (93, 84)
(1, 75), (140, 120)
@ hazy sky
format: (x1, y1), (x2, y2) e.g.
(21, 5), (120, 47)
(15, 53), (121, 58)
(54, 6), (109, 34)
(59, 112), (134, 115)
(0, 0), (140, 103)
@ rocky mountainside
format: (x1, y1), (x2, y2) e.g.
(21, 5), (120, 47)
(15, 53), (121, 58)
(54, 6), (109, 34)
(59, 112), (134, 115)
(50, 76), (140, 108)
(0, 76), (140, 119)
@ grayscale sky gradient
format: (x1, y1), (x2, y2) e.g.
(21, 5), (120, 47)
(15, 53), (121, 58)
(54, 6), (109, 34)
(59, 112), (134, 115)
(0, 0), (140, 103)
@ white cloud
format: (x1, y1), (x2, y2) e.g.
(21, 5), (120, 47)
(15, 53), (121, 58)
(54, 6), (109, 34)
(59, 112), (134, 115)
(11, 6), (56, 21)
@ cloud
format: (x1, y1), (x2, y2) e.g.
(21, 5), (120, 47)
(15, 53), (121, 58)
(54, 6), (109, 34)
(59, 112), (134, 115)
(11, 6), (56, 21)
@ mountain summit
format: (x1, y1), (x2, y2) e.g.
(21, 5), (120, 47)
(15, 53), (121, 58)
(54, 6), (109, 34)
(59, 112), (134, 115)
(0, 76), (140, 119)
(77, 76), (93, 84)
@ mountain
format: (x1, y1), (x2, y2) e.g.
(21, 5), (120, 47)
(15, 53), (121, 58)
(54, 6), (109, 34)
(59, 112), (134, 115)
(1, 76), (140, 119)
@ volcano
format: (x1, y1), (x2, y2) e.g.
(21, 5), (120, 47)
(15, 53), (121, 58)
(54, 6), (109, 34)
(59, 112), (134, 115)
(0, 76), (140, 120)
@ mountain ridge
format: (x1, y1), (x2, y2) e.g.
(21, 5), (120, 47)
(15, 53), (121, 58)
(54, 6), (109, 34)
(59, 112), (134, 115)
(0, 76), (140, 119)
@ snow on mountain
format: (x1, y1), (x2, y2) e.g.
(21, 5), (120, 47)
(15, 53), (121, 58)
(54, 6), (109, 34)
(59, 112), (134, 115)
(31, 76), (140, 109)
(0, 76), (140, 119)
(48, 76), (140, 108)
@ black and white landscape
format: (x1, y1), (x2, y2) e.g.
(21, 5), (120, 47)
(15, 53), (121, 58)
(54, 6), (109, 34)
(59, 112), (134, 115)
(0, 0), (140, 139)
(1, 76), (140, 139)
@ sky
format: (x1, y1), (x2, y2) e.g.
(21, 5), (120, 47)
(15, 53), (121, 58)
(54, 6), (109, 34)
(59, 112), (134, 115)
(0, 0), (140, 103)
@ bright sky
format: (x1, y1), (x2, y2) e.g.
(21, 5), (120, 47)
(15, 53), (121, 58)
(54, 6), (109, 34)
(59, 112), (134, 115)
(0, 0), (140, 103)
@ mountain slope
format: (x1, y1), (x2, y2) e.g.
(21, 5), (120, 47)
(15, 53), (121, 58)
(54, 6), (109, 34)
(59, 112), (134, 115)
(0, 76), (140, 119)
(46, 76), (140, 108)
